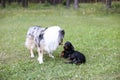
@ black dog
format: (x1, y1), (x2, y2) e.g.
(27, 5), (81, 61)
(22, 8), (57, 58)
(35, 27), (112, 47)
(61, 41), (86, 65)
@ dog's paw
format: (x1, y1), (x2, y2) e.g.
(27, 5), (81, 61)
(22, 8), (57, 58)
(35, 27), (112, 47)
(51, 56), (54, 59)
(64, 61), (73, 64)
(49, 54), (54, 59)
(30, 55), (34, 58)
(38, 61), (43, 64)
(38, 57), (43, 64)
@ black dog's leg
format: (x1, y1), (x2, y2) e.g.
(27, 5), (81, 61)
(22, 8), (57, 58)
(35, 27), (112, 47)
(73, 58), (82, 65)
(65, 60), (74, 64)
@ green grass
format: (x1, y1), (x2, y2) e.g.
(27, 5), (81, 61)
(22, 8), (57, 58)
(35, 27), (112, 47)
(0, 2), (120, 80)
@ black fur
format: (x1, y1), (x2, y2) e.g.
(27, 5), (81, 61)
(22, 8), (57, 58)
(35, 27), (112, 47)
(61, 41), (86, 65)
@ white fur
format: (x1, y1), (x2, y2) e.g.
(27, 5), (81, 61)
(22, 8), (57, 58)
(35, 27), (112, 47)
(43, 26), (61, 52)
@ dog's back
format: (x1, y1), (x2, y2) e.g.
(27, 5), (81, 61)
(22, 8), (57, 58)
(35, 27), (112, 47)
(25, 26), (45, 49)
(70, 51), (86, 64)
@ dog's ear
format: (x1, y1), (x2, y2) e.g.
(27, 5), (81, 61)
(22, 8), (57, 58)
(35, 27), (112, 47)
(59, 30), (65, 45)
(70, 44), (74, 50)
(59, 30), (65, 37)
(69, 42), (74, 50)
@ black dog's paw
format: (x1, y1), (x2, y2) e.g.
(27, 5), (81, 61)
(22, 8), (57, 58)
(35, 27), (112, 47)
(65, 60), (82, 65)
(64, 61), (73, 64)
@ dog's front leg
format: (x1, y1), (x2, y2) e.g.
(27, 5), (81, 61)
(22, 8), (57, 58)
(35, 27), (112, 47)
(37, 48), (43, 64)
(30, 48), (34, 58)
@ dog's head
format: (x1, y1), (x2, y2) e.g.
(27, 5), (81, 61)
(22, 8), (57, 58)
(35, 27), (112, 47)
(61, 41), (74, 58)
(64, 41), (74, 51)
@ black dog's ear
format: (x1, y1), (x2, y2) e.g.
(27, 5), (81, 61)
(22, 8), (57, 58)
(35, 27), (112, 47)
(70, 43), (74, 50)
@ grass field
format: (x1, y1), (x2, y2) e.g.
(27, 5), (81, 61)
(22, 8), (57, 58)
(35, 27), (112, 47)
(0, 2), (120, 80)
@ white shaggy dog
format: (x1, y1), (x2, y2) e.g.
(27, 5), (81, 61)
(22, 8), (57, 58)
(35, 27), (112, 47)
(25, 26), (65, 64)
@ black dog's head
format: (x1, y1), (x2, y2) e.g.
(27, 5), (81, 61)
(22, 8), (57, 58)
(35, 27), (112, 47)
(64, 41), (74, 51)
(61, 41), (74, 58)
